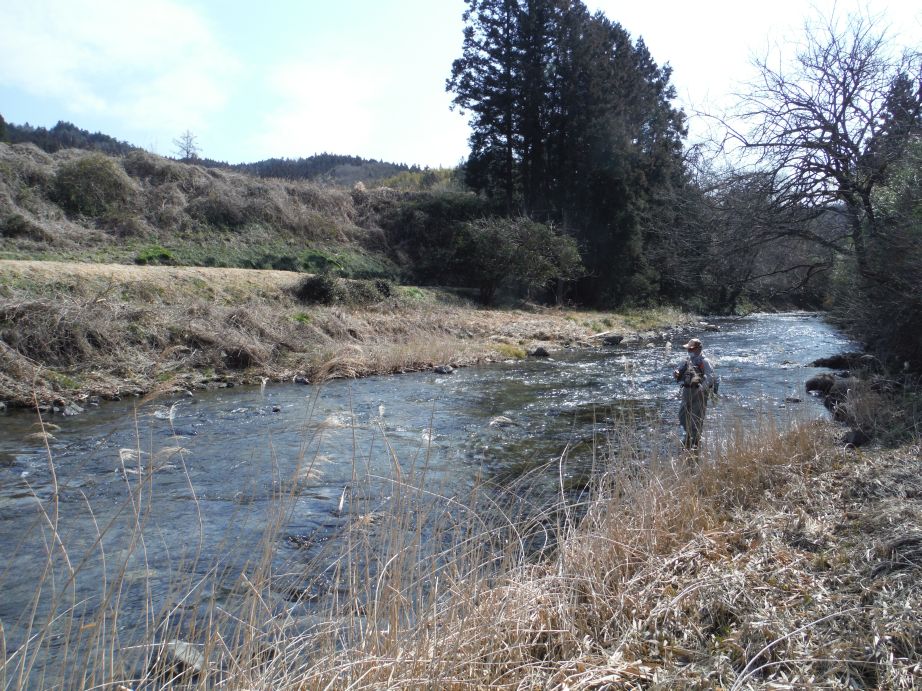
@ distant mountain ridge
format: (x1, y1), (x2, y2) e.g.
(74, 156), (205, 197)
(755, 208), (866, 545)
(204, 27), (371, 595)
(2, 119), (420, 185)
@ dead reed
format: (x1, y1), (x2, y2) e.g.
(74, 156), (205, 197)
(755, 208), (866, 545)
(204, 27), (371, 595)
(5, 362), (916, 689)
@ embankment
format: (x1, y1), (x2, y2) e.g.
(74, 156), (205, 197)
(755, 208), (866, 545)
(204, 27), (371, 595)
(0, 259), (691, 410)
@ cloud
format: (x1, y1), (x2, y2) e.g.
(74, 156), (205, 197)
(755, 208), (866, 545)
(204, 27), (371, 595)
(0, 0), (237, 131)
(252, 58), (469, 166)
(251, 59), (389, 159)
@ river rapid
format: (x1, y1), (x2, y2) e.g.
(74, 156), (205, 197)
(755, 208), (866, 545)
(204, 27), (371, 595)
(0, 312), (858, 686)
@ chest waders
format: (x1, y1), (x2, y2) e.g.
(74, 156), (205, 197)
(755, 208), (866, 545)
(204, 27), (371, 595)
(679, 358), (708, 451)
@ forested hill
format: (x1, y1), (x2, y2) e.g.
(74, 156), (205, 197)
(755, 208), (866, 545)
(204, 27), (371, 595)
(4, 120), (136, 156)
(229, 155), (418, 186)
(1, 119), (416, 186)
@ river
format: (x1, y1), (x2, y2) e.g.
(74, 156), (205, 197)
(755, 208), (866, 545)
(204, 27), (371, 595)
(0, 312), (858, 687)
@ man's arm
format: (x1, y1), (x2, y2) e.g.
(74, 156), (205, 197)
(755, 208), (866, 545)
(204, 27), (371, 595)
(701, 358), (716, 389)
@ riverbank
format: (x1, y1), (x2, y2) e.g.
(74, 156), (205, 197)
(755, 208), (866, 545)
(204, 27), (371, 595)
(0, 259), (694, 411)
(3, 299), (919, 688)
(293, 419), (922, 689)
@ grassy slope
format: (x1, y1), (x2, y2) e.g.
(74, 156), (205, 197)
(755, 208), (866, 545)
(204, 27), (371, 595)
(0, 142), (401, 276)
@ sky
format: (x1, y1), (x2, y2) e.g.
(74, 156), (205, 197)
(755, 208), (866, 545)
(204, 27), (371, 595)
(1, 0), (920, 168)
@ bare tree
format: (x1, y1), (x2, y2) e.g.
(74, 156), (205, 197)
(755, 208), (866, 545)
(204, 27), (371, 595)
(732, 13), (922, 276)
(173, 130), (201, 160)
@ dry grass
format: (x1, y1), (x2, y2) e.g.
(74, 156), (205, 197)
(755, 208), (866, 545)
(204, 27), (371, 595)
(283, 420), (922, 690)
(2, 393), (920, 688)
(0, 260), (692, 409)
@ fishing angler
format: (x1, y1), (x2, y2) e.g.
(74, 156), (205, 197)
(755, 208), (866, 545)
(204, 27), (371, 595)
(672, 337), (718, 452)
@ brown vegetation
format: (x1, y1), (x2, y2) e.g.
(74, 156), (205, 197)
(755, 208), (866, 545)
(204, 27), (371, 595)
(0, 260), (687, 409)
(0, 143), (397, 274)
(288, 420), (922, 689)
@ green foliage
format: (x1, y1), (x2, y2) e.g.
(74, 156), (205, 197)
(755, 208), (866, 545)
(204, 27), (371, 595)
(378, 167), (463, 191)
(378, 190), (495, 284)
(401, 286), (426, 302)
(456, 217), (583, 304)
(448, 0), (687, 305)
(134, 245), (176, 266)
(0, 113), (6, 142)
(848, 140), (922, 368)
(51, 154), (134, 217)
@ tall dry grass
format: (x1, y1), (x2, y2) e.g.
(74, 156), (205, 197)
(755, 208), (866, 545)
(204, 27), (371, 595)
(6, 396), (917, 689)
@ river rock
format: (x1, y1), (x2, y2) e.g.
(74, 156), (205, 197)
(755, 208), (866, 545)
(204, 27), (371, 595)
(272, 405), (282, 413)
(489, 415), (516, 427)
(0, 401), (6, 412)
(149, 640), (205, 680)
(60, 403), (83, 416)
(433, 365), (454, 374)
(25, 431), (55, 443)
(293, 375), (310, 385)
(809, 352), (869, 370)
(603, 334), (624, 346)
(805, 373), (859, 401)
(842, 428), (871, 448)
(529, 346), (550, 357)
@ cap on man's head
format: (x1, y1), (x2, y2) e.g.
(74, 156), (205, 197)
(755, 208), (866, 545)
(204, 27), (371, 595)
(683, 338), (702, 350)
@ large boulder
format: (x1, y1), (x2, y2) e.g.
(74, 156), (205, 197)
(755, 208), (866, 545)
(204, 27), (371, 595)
(809, 352), (877, 371)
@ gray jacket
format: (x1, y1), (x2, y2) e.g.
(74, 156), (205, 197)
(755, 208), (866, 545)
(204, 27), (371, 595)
(675, 352), (715, 390)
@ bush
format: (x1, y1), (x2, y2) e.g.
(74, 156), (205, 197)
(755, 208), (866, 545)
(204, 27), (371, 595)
(187, 191), (248, 228)
(1, 213), (52, 242)
(98, 210), (146, 238)
(456, 217), (584, 305)
(294, 274), (394, 306)
(121, 150), (185, 184)
(294, 273), (346, 305)
(51, 154), (134, 216)
(135, 245), (177, 266)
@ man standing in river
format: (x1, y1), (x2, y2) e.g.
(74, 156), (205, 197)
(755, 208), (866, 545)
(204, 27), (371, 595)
(673, 338), (716, 452)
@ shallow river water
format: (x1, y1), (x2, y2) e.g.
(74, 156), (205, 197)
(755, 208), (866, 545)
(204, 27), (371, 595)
(0, 312), (858, 686)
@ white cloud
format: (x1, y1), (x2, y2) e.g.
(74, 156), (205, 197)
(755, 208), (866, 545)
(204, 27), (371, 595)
(0, 0), (236, 131)
(251, 58), (469, 166)
(251, 59), (389, 159)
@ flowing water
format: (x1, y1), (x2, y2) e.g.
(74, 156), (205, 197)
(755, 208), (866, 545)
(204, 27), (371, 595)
(0, 312), (858, 685)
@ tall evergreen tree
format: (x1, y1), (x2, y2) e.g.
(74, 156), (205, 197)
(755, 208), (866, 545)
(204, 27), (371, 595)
(448, 0), (688, 304)
(448, 0), (523, 212)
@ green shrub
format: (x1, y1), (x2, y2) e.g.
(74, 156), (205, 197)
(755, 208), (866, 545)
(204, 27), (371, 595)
(135, 245), (176, 266)
(295, 273), (346, 305)
(51, 154), (134, 216)
(294, 274), (393, 306)
(1, 214), (52, 242)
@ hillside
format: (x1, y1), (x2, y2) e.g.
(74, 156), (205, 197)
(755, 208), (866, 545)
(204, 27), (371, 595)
(0, 141), (414, 277)
(3, 120), (422, 185)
